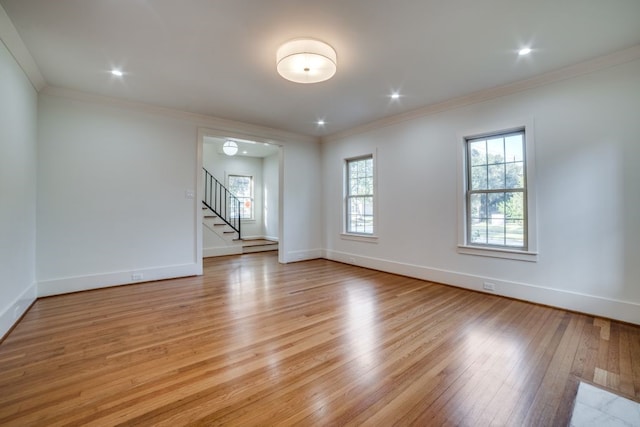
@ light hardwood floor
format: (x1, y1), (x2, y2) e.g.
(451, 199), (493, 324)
(1, 253), (639, 426)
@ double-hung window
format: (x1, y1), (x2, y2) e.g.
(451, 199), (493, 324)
(345, 155), (374, 235)
(460, 127), (537, 261)
(228, 175), (253, 220)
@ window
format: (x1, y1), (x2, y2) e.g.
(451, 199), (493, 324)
(228, 175), (253, 220)
(465, 129), (528, 250)
(345, 155), (374, 234)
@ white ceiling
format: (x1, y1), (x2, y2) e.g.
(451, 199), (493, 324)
(2, 0), (640, 137)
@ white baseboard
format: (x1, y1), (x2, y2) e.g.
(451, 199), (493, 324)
(203, 246), (243, 258)
(0, 282), (37, 340)
(324, 250), (640, 325)
(285, 248), (323, 263)
(37, 263), (201, 297)
(263, 235), (279, 242)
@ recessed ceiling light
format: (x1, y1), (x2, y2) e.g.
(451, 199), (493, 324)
(518, 47), (532, 56)
(111, 69), (124, 77)
(242, 150), (248, 155)
(317, 120), (325, 126)
(390, 92), (400, 100)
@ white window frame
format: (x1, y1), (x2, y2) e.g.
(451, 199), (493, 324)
(457, 121), (538, 262)
(228, 174), (254, 221)
(342, 153), (378, 241)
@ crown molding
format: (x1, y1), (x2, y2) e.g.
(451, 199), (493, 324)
(0, 4), (46, 91)
(322, 44), (640, 143)
(40, 86), (319, 146)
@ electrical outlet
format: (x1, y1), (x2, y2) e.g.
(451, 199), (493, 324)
(131, 273), (143, 281)
(483, 282), (496, 292)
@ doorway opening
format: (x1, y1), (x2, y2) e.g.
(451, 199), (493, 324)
(197, 130), (283, 263)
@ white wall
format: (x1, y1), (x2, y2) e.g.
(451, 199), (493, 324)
(0, 40), (38, 338)
(36, 88), (322, 295)
(263, 153), (279, 240)
(322, 58), (640, 324)
(37, 93), (200, 295)
(281, 139), (323, 262)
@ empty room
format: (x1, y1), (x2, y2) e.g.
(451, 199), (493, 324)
(1, 1), (639, 425)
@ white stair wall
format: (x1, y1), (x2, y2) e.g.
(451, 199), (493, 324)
(202, 208), (242, 257)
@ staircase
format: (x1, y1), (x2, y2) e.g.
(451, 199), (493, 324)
(203, 168), (241, 240)
(202, 168), (278, 257)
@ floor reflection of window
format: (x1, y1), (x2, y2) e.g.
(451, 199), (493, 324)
(347, 288), (378, 375)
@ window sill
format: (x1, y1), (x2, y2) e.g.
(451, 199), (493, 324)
(341, 233), (379, 243)
(457, 245), (538, 262)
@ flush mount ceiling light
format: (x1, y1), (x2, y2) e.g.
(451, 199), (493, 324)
(276, 38), (337, 84)
(223, 140), (238, 156)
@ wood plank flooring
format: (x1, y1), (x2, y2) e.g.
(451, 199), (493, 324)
(1, 252), (639, 426)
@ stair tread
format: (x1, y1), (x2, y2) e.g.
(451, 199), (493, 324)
(242, 239), (278, 247)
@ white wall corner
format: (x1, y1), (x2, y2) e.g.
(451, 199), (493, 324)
(37, 264), (200, 298)
(0, 282), (37, 340)
(324, 250), (640, 325)
(0, 4), (46, 91)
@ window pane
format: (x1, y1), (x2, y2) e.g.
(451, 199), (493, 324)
(471, 166), (487, 190)
(364, 177), (373, 194)
(488, 192), (505, 220)
(486, 138), (504, 163)
(505, 220), (524, 247)
(487, 224), (505, 245)
(470, 221), (487, 244)
(469, 140), (487, 166)
(505, 162), (524, 189)
(487, 164), (505, 189)
(364, 196), (373, 215)
(365, 159), (373, 176)
(505, 192), (524, 219)
(470, 193), (487, 219)
(349, 162), (357, 175)
(504, 134), (523, 162)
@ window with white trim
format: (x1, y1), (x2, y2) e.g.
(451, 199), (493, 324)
(228, 175), (253, 220)
(345, 155), (374, 234)
(466, 130), (527, 249)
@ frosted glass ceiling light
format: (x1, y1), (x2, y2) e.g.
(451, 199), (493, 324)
(276, 38), (337, 84)
(223, 140), (238, 156)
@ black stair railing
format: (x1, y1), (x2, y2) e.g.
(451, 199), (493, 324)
(203, 168), (241, 239)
